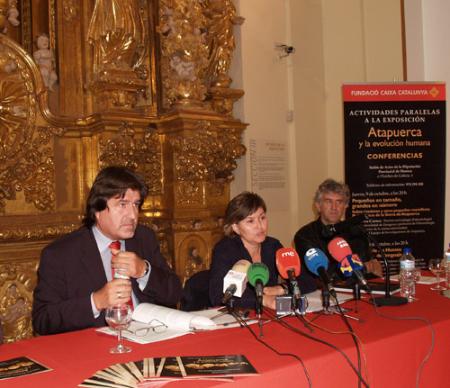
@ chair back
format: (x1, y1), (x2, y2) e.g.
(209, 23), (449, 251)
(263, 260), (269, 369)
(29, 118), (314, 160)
(180, 270), (211, 311)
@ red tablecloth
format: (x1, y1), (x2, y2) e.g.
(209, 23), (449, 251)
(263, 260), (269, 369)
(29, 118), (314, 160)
(1, 284), (449, 388)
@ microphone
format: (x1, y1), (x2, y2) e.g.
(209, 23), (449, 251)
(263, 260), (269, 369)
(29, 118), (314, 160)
(327, 237), (368, 286)
(322, 214), (368, 238)
(275, 247), (301, 306)
(222, 260), (251, 304)
(303, 247), (336, 297)
(247, 263), (269, 315)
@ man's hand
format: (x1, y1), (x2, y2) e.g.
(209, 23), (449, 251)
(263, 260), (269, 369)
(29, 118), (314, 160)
(93, 279), (132, 311)
(111, 248), (147, 279)
(364, 258), (383, 277)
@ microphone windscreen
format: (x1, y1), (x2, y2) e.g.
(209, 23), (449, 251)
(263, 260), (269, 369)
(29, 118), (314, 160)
(247, 263), (269, 288)
(304, 248), (329, 276)
(275, 248), (301, 278)
(231, 259), (251, 274)
(328, 237), (352, 262)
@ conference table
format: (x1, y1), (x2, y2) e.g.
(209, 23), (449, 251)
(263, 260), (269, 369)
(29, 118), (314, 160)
(1, 283), (449, 388)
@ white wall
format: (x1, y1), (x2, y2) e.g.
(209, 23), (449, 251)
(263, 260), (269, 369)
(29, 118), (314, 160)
(230, 0), (449, 249)
(231, 0), (298, 245)
(404, 0), (450, 247)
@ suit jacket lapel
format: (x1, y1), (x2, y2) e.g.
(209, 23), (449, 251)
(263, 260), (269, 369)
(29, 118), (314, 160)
(124, 235), (140, 256)
(79, 227), (108, 290)
(124, 234), (143, 300)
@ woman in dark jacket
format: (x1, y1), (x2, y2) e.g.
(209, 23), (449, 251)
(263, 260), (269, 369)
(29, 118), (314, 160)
(209, 191), (316, 309)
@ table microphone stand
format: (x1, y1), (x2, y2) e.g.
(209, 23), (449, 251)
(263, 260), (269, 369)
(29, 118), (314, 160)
(224, 298), (246, 328)
(316, 287), (361, 322)
(322, 287), (333, 314)
(352, 282), (360, 313)
(362, 229), (408, 306)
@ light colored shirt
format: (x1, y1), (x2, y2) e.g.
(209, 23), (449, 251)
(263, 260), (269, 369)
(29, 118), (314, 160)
(90, 226), (151, 317)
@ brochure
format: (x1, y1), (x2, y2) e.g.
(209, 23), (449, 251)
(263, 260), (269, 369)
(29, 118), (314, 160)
(79, 355), (257, 388)
(0, 356), (51, 380)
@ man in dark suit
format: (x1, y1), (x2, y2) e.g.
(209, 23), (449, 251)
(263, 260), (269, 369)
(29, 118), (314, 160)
(32, 166), (182, 335)
(294, 179), (382, 282)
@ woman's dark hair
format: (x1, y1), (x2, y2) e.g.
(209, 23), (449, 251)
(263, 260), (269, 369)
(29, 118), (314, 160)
(223, 191), (267, 236)
(82, 166), (148, 228)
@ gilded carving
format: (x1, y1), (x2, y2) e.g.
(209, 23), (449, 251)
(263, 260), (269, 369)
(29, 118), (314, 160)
(169, 121), (245, 182)
(0, 222), (78, 242)
(209, 85), (244, 116)
(0, 261), (37, 343)
(159, 0), (209, 106)
(0, 40), (57, 213)
(63, 0), (79, 22)
(19, 0), (31, 52)
(0, 1), (8, 32)
(88, 0), (146, 74)
(99, 123), (163, 195)
(140, 218), (174, 267)
(0, 2), (247, 344)
(203, 0), (242, 88)
(87, 0), (150, 112)
(172, 217), (221, 232)
(49, 0), (57, 50)
(177, 234), (208, 282)
(207, 180), (226, 197)
(0, 0), (20, 35)
(175, 181), (203, 206)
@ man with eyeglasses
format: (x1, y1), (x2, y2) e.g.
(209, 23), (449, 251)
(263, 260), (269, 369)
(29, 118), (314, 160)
(294, 178), (382, 282)
(32, 166), (182, 335)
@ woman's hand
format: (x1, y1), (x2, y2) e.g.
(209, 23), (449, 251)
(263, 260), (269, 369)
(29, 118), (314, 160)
(263, 285), (285, 296)
(262, 294), (277, 310)
(261, 285), (286, 309)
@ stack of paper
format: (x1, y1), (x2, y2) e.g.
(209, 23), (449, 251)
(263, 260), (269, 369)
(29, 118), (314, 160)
(97, 304), (256, 344)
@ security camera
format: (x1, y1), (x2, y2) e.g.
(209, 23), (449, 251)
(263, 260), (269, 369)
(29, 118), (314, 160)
(275, 43), (296, 58)
(285, 46), (295, 54)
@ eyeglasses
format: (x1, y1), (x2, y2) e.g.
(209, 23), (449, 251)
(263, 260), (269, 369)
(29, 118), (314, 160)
(125, 319), (168, 337)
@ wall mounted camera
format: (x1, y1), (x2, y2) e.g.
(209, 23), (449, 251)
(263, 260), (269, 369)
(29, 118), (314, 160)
(275, 43), (296, 58)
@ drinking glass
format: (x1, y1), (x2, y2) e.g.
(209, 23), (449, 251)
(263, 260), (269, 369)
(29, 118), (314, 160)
(105, 305), (133, 353)
(428, 259), (447, 291)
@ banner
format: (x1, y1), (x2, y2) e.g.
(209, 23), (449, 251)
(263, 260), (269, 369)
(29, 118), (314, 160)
(343, 83), (446, 270)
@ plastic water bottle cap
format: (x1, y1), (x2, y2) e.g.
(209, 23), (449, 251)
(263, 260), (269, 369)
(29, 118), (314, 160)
(402, 247), (412, 254)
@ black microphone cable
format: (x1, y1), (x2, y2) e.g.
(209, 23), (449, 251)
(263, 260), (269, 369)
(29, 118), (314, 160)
(331, 296), (366, 388)
(231, 308), (313, 388)
(337, 279), (375, 388)
(264, 307), (370, 388)
(365, 290), (435, 388)
(301, 312), (369, 384)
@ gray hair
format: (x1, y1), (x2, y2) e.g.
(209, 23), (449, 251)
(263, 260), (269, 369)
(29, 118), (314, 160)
(314, 178), (350, 205)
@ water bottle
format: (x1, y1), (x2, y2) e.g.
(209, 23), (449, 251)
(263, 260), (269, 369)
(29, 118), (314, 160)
(399, 247), (416, 302)
(445, 243), (450, 288)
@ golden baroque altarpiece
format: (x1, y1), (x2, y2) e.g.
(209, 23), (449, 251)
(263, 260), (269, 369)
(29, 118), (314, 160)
(0, 0), (245, 343)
